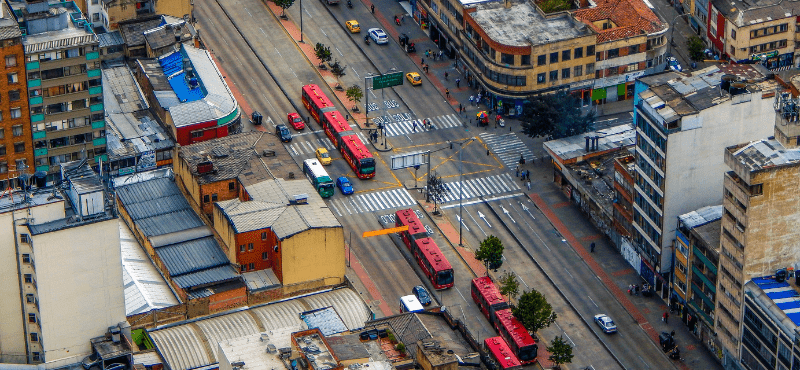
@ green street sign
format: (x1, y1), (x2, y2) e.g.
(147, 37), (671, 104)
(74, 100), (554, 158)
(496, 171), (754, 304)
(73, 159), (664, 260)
(372, 72), (404, 89)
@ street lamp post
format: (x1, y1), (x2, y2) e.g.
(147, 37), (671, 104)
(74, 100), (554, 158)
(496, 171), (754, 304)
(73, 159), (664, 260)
(300, 0), (304, 43)
(452, 138), (475, 247)
(666, 13), (692, 59)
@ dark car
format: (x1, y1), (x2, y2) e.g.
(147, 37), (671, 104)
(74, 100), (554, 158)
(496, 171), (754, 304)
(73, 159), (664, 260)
(276, 124), (292, 143)
(412, 285), (432, 306)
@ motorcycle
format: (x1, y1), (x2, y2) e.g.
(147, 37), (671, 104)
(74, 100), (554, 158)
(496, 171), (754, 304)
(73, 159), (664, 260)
(364, 35), (370, 45)
(347, 0), (352, 8)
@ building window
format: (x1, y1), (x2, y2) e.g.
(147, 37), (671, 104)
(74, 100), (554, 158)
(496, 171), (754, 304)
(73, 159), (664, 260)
(228, 181), (235, 191)
(20, 233), (29, 243)
(24, 273), (32, 283)
(32, 352), (40, 362)
(26, 294), (34, 303)
(10, 108), (21, 119)
(537, 73), (545, 84)
(249, 263), (255, 270)
(574, 47), (583, 59)
(586, 63), (595, 74)
(608, 48), (620, 58)
(248, 243), (254, 251)
(521, 54), (531, 65)
(537, 55), (546, 65)
(240, 265), (246, 272)
(262, 252), (268, 260)
(586, 45), (595, 56)
(28, 313), (36, 323)
(16, 159), (26, 172)
(0, 128), (4, 138)
(22, 253), (30, 263)
(550, 52), (559, 63)
(574, 65), (583, 77)
(239, 245), (245, 252)
(92, 13), (100, 22)
(261, 232), (267, 240)
(203, 194), (209, 203)
(9, 90), (19, 102)
(191, 131), (203, 138)
(0, 162), (6, 173)
(0, 146), (4, 156)
(549, 70), (558, 81)
(500, 53), (514, 65)
(5, 55), (16, 67)
(731, 29), (736, 40)
(626, 63), (639, 72)
(12, 125), (22, 137)
(562, 68), (570, 79)
(14, 142), (24, 153)
(562, 49), (571, 61)
(7, 72), (17, 84)
(750, 183), (763, 196)
(211, 193), (218, 201)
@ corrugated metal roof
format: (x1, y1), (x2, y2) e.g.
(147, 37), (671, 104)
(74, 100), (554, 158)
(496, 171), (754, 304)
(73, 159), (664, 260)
(301, 307), (348, 336)
(751, 276), (800, 327)
(135, 209), (204, 237)
(172, 264), (239, 289)
(155, 236), (229, 277)
(242, 269), (281, 291)
(149, 289), (370, 370)
(116, 177), (183, 207)
(730, 139), (800, 171)
(678, 205), (723, 229)
(543, 123), (635, 162)
(216, 199), (284, 233)
(98, 30), (124, 48)
(120, 220), (180, 316)
(123, 193), (190, 220)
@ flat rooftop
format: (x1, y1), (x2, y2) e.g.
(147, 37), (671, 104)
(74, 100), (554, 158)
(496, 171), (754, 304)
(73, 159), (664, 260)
(727, 139), (800, 171)
(19, 1), (97, 52)
(469, 0), (593, 47)
(678, 205), (722, 251)
(544, 123), (635, 163)
(749, 275), (800, 327)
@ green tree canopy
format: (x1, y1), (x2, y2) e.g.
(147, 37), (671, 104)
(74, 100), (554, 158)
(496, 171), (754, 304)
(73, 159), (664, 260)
(520, 92), (595, 140)
(475, 235), (504, 270)
(274, 0), (295, 16)
(687, 36), (705, 61)
(512, 289), (557, 334)
(547, 336), (574, 369)
(314, 43), (331, 68)
(346, 85), (363, 111)
(498, 271), (520, 302)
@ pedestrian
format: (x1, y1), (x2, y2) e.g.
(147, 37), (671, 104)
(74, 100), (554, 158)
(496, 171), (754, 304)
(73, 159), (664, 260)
(445, 88), (450, 98)
(665, 311), (669, 324)
(663, 312), (667, 322)
(424, 64), (429, 73)
(670, 330), (675, 338)
(516, 167), (520, 178)
(412, 121), (417, 132)
(444, 71), (449, 80)
(526, 171), (531, 181)
(439, 50), (443, 59)
(456, 78), (461, 88)
(371, 4), (374, 12)
(526, 180), (531, 191)
(469, 95), (474, 106)
(421, 57), (425, 65)
(628, 284), (633, 295)
(425, 49), (430, 58)
(477, 93), (482, 105)
(635, 285), (640, 295)
(590, 242), (595, 252)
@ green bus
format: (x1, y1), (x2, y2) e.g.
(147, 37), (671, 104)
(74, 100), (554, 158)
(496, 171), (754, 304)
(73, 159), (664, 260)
(303, 159), (335, 198)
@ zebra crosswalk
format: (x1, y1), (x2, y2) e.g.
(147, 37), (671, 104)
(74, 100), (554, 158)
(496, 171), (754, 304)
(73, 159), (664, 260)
(435, 173), (521, 204)
(284, 132), (370, 156)
(479, 132), (535, 169)
(381, 114), (463, 137)
(328, 187), (417, 216)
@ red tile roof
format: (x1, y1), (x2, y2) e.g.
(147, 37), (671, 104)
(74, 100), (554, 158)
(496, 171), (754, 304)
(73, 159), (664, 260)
(573, 0), (666, 43)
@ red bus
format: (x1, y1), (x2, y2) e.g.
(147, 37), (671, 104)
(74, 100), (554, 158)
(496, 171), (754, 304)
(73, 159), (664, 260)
(301, 84), (336, 123)
(413, 237), (454, 289)
(471, 276), (510, 324)
(494, 309), (538, 364)
(484, 337), (522, 370)
(395, 209), (427, 249)
(340, 135), (375, 179)
(321, 111), (353, 148)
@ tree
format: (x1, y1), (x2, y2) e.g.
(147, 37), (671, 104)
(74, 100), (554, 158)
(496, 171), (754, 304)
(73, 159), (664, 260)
(346, 84), (363, 111)
(547, 336), (574, 369)
(475, 235), (504, 271)
(314, 43), (331, 69)
(519, 92), (595, 140)
(330, 59), (347, 89)
(687, 35), (705, 61)
(512, 289), (557, 335)
(498, 271), (520, 302)
(273, 0), (295, 17)
(427, 173), (449, 214)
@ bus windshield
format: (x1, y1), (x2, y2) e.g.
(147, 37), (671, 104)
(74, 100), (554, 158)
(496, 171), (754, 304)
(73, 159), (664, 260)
(360, 158), (375, 174)
(518, 346), (537, 362)
(437, 270), (454, 286)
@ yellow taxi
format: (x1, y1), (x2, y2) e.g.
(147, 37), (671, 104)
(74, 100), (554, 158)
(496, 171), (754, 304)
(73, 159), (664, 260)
(346, 20), (360, 33)
(406, 72), (422, 86)
(315, 147), (332, 165)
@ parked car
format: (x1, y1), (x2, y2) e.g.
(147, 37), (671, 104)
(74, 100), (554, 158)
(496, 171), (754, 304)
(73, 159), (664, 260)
(287, 112), (305, 130)
(336, 176), (354, 195)
(406, 72), (422, 86)
(316, 147), (332, 165)
(346, 20), (360, 33)
(368, 28), (388, 44)
(667, 56), (682, 72)
(594, 314), (617, 334)
(412, 285), (432, 306)
(276, 124), (292, 143)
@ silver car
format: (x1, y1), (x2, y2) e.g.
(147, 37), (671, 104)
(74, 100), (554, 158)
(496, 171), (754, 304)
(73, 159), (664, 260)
(594, 314), (617, 334)
(368, 28), (388, 45)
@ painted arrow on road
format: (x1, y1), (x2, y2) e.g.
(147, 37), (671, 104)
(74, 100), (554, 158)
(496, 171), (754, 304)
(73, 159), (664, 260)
(477, 211), (492, 227)
(456, 215), (471, 232)
(500, 206), (516, 223)
(521, 203), (535, 220)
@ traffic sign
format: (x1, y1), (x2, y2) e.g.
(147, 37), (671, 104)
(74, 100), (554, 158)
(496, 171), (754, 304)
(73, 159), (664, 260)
(372, 72), (404, 89)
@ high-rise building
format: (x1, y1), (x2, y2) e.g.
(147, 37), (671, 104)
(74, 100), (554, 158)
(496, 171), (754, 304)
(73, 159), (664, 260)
(14, 0), (105, 184)
(0, 1), (32, 190)
(630, 65), (777, 295)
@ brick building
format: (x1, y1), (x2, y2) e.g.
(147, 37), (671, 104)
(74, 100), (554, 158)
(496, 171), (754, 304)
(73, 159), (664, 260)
(0, 2), (32, 190)
(612, 154), (635, 239)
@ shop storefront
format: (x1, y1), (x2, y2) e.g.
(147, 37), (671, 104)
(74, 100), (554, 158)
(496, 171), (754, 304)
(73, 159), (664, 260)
(744, 50), (793, 69)
(415, 1), (428, 29)
(427, 19), (456, 59)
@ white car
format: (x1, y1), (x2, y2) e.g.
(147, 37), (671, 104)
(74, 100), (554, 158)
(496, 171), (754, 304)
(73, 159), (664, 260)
(667, 57), (682, 72)
(368, 28), (388, 45)
(594, 314), (617, 334)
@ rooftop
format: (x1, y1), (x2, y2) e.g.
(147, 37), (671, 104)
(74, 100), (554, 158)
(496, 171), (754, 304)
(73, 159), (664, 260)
(179, 132), (270, 185)
(468, 0), (594, 47)
(97, 30), (124, 48)
(710, 0), (800, 27)
(0, 188), (64, 215)
(727, 139), (800, 171)
(301, 307), (349, 337)
(18, 0), (97, 53)
(748, 275), (800, 328)
(544, 123), (635, 164)
(326, 335), (371, 361)
(678, 205), (722, 251)
(294, 329), (340, 370)
(118, 15), (164, 47)
(217, 332), (287, 370)
(0, 3), (21, 40)
(143, 19), (194, 52)
(573, 0), (667, 42)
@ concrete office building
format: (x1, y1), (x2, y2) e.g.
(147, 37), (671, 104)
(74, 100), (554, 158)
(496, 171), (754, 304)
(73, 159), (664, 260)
(0, 160), (124, 366)
(630, 64), (777, 296)
(16, 0), (106, 184)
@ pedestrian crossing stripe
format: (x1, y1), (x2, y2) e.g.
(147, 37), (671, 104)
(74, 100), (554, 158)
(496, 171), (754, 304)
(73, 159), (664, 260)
(479, 132), (535, 169)
(285, 132), (370, 156)
(429, 173), (521, 204)
(328, 187), (416, 216)
(382, 114), (462, 137)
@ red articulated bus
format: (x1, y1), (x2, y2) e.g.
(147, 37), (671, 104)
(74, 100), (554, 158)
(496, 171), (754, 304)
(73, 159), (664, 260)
(484, 337), (522, 370)
(413, 237), (454, 290)
(321, 110), (353, 148)
(494, 309), (538, 364)
(340, 135), (375, 179)
(395, 208), (428, 249)
(301, 84), (336, 124)
(471, 276), (510, 324)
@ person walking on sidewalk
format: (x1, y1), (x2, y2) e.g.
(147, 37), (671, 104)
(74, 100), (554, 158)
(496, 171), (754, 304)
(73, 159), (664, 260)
(421, 57), (425, 65)
(412, 121), (417, 132)
(469, 95), (474, 105)
(444, 71), (448, 80)
(628, 284), (633, 295)
(424, 64), (429, 73)
(445, 88), (450, 98)
(456, 78), (461, 88)
(665, 311), (670, 324)
(590, 242), (595, 252)
(371, 4), (374, 12)
(526, 180), (531, 191)
(516, 166), (520, 178)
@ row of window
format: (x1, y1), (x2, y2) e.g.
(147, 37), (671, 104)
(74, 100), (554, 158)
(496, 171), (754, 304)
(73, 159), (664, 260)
(747, 39), (788, 55)
(108, 150), (171, 171)
(536, 64), (595, 84)
(634, 160), (664, 206)
(633, 208), (661, 247)
(634, 192), (663, 227)
(635, 113), (667, 151)
(461, 45), (528, 86)
(25, 46), (96, 63)
(34, 131), (98, 150)
(0, 125), (24, 139)
(30, 79), (99, 99)
(33, 147), (105, 168)
(0, 159), (27, 174)
(746, 23), (788, 39)
(0, 142), (26, 156)
(536, 46), (595, 66)
(28, 61), (100, 82)
(33, 114), (103, 133)
(596, 45), (641, 61)
(32, 97), (102, 116)
(636, 132), (665, 171)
